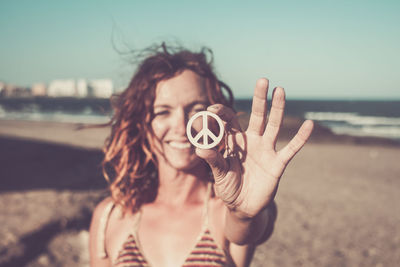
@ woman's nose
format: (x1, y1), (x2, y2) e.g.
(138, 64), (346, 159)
(171, 109), (187, 134)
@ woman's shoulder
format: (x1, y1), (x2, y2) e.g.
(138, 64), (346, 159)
(89, 197), (116, 263)
(92, 197), (115, 219)
(90, 197), (114, 225)
(90, 197), (115, 236)
(90, 197), (117, 246)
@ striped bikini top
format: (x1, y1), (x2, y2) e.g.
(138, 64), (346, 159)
(98, 183), (233, 267)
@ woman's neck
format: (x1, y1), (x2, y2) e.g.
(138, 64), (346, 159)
(154, 161), (210, 207)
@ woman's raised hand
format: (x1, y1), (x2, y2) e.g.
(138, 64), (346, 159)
(196, 78), (314, 218)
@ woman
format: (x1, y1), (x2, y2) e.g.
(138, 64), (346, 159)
(89, 44), (313, 267)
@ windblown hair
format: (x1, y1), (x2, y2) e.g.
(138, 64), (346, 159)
(102, 43), (234, 212)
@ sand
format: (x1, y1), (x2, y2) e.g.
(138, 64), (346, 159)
(0, 118), (399, 267)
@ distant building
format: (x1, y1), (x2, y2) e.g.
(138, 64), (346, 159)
(31, 83), (47, 96)
(48, 79), (76, 97)
(88, 79), (113, 98)
(0, 83), (30, 97)
(1, 83), (17, 97)
(2, 78), (114, 98)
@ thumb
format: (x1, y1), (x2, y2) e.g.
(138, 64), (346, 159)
(196, 148), (228, 180)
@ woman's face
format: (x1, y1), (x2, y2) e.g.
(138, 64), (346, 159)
(150, 70), (209, 171)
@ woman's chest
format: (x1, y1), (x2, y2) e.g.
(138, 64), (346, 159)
(106, 200), (228, 266)
(136, 205), (208, 266)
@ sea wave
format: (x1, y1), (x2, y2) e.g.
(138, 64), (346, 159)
(305, 112), (400, 140)
(0, 106), (110, 124)
(328, 125), (400, 139)
(304, 112), (400, 126)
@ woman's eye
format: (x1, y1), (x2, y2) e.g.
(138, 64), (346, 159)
(192, 106), (207, 113)
(154, 110), (169, 116)
(188, 108), (206, 118)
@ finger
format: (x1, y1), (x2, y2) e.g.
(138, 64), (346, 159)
(264, 87), (285, 147)
(208, 104), (241, 132)
(278, 120), (314, 164)
(247, 78), (269, 135)
(195, 148), (228, 180)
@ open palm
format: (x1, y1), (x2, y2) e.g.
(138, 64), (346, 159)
(196, 78), (314, 218)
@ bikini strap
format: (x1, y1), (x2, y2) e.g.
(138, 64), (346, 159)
(130, 208), (142, 238)
(97, 201), (115, 258)
(201, 182), (213, 228)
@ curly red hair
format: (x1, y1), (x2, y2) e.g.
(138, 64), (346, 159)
(103, 43), (234, 212)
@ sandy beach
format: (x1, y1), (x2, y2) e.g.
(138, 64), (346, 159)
(0, 118), (399, 267)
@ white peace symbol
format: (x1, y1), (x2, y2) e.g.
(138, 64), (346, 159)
(186, 111), (225, 149)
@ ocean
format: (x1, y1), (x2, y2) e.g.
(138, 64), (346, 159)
(1, 97), (400, 141)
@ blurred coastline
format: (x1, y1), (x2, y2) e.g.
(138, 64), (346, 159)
(1, 97), (400, 142)
(1, 106), (399, 266)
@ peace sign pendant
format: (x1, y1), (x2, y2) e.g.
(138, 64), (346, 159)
(186, 111), (225, 149)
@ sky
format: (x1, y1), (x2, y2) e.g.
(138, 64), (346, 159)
(1, 0), (399, 99)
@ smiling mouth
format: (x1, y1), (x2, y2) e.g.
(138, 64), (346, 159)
(168, 141), (191, 149)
